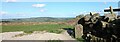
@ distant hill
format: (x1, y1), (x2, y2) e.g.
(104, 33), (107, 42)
(1, 17), (74, 22)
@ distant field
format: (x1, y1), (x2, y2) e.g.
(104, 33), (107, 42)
(1, 17), (74, 22)
(2, 22), (74, 34)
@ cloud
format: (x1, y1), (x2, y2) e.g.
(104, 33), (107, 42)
(104, 1), (107, 4)
(0, 11), (8, 15)
(6, 0), (17, 2)
(40, 9), (45, 12)
(32, 4), (46, 8)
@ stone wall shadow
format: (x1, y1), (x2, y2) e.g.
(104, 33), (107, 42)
(62, 28), (75, 38)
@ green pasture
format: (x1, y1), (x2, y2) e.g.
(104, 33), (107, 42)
(2, 24), (73, 34)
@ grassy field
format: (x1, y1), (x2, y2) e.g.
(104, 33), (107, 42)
(2, 22), (74, 34)
(1, 22), (85, 42)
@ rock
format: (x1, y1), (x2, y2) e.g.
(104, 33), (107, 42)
(74, 24), (83, 38)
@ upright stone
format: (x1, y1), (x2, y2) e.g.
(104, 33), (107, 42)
(75, 24), (83, 38)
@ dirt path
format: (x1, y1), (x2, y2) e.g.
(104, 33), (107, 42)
(1, 31), (75, 40)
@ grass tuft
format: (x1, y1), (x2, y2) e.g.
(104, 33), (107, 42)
(48, 29), (63, 34)
(24, 31), (33, 34)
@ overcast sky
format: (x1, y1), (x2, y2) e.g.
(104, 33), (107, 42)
(0, 0), (119, 19)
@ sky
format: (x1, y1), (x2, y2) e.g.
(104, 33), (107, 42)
(0, 0), (119, 19)
(1, 0), (120, 2)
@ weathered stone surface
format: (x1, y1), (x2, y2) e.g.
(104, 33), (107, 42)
(104, 14), (117, 22)
(74, 6), (120, 42)
(101, 21), (109, 28)
(84, 14), (91, 21)
(91, 13), (100, 22)
(74, 24), (83, 38)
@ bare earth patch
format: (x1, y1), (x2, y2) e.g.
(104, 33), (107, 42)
(1, 31), (75, 40)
